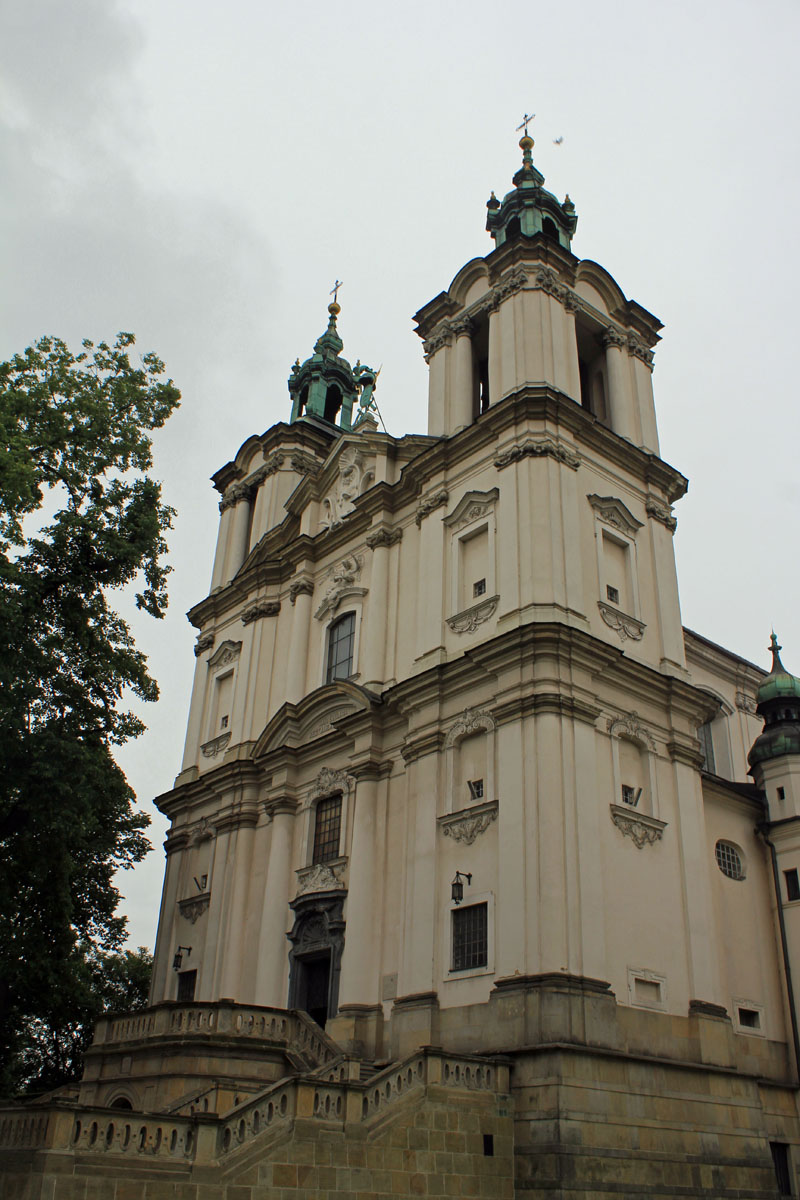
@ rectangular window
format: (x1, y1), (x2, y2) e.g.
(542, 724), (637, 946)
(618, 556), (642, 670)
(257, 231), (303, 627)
(312, 794), (342, 864)
(606, 584), (620, 605)
(452, 902), (488, 971)
(467, 778), (484, 801)
(738, 1006), (761, 1030)
(786, 869), (800, 902)
(177, 970), (197, 1003)
(621, 785), (640, 807)
(473, 578), (487, 598)
(779, 786), (787, 801)
(770, 1141), (792, 1196)
(326, 613), (356, 684)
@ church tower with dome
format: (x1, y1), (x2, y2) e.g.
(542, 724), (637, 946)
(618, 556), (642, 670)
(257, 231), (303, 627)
(3, 134), (800, 1200)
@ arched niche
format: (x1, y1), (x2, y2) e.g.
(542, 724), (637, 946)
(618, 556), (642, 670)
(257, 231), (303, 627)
(445, 707), (497, 814)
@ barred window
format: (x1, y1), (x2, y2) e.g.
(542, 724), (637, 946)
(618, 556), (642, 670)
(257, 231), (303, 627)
(715, 840), (745, 881)
(326, 613), (356, 684)
(452, 902), (488, 971)
(177, 970), (196, 1002)
(312, 794), (342, 864)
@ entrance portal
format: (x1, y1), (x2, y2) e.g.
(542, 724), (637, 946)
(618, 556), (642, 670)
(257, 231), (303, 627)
(296, 952), (332, 1027)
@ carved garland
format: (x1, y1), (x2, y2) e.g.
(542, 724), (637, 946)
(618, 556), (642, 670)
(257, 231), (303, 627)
(447, 596), (499, 634)
(598, 602), (645, 642)
(295, 861), (346, 897)
(495, 438), (580, 472)
(415, 489), (449, 526)
(445, 707), (496, 748)
(242, 599), (281, 626)
(610, 805), (666, 849)
(201, 731), (231, 758)
(607, 712), (657, 752)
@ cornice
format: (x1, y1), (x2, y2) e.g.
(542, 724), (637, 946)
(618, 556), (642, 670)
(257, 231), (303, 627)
(212, 421), (334, 494)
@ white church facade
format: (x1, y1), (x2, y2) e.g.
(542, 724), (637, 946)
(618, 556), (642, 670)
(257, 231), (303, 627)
(4, 135), (800, 1199)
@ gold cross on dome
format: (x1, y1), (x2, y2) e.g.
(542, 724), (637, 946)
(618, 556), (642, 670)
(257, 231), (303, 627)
(516, 112), (535, 136)
(330, 279), (343, 303)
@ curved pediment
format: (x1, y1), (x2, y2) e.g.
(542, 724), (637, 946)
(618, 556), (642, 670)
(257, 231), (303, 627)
(253, 681), (381, 758)
(447, 257), (491, 308)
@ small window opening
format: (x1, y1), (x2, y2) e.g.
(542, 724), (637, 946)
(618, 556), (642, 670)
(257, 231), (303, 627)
(715, 840), (745, 881)
(542, 216), (558, 240)
(312, 794), (342, 865)
(326, 612), (356, 683)
(177, 970), (197, 1003)
(452, 903), (488, 972)
(220, 714), (229, 730)
(471, 315), (490, 418)
(483, 1133), (494, 1157)
(473, 578), (487, 598)
(298, 385), (309, 416)
(505, 215), (521, 240)
(778, 786), (787, 801)
(621, 785), (640, 807)
(785, 869), (800, 902)
(606, 584), (620, 605)
(738, 1007), (761, 1029)
(771, 1141), (792, 1195)
(467, 779), (484, 801)
(323, 384), (342, 425)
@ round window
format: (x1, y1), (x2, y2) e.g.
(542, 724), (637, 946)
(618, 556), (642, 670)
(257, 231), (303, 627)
(715, 840), (745, 880)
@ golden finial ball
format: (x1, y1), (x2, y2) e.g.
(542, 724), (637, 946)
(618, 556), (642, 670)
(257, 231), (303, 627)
(519, 134), (534, 152)
(328, 302), (341, 317)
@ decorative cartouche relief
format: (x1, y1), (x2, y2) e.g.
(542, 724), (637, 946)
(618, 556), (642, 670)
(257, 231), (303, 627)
(445, 706), (496, 746)
(495, 437), (580, 472)
(314, 555), (366, 620)
(415, 488), (449, 526)
(735, 692), (758, 715)
(178, 894), (211, 924)
(218, 453), (284, 511)
(241, 599), (281, 626)
(645, 496), (677, 533)
(201, 731), (231, 758)
(321, 446), (373, 529)
(598, 602), (645, 642)
(438, 800), (498, 846)
(587, 494), (643, 538)
(194, 631), (215, 657)
(295, 860), (347, 897)
(291, 451), (320, 476)
(610, 804), (666, 849)
(311, 767), (356, 801)
(607, 712), (657, 751)
(207, 640), (242, 669)
(447, 596), (499, 634)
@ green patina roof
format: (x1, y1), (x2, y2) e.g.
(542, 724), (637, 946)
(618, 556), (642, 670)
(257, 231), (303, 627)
(288, 301), (380, 432)
(757, 633), (800, 704)
(485, 135), (578, 251)
(748, 634), (800, 769)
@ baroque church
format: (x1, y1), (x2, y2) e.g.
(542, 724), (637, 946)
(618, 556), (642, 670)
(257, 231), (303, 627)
(4, 133), (800, 1199)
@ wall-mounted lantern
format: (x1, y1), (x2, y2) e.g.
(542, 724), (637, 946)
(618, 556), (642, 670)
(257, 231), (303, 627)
(451, 871), (472, 905)
(173, 945), (192, 971)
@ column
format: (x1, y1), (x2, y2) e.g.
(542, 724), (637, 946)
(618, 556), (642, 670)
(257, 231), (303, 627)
(254, 803), (296, 1007)
(223, 490), (251, 583)
(488, 303), (503, 408)
(672, 761), (721, 1002)
(603, 331), (633, 441)
(338, 775), (380, 1005)
(219, 812), (259, 998)
(426, 344), (448, 436)
(210, 503), (234, 590)
(150, 840), (186, 1002)
(362, 534), (392, 689)
(451, 321), (474, 431)
(286, 581), (314, 703)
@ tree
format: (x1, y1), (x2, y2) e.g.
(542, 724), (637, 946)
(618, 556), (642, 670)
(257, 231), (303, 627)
(10, 946), (153, 1095)
(0, 333), (180, 1093)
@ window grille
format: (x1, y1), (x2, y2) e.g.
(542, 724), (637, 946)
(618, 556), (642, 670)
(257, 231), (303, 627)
(715, 840), (745, 881)
(312, 794), (342, 864)
(467, 779), (484, 801)
(326, 613), (356, 684)
(473, 578), (487, 598)
(606, 584), (620, 605)
(452, 902), (488, 971)
(786, 869), (800, 902)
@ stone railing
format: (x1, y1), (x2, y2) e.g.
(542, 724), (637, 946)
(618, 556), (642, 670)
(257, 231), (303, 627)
(0, 1108), (53, 1151)
(69, 1110), (200, 1160)
(94, 1002), (340, 1071)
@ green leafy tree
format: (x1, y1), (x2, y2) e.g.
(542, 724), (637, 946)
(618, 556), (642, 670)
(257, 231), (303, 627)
(0, 333), (180, 1092)
(11, 946), (153, 1095)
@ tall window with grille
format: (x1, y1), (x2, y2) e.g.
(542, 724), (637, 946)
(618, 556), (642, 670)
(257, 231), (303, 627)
(326, 612), (356, 684)
(312, 794), (342, 864)
(452, 902), (488, 971)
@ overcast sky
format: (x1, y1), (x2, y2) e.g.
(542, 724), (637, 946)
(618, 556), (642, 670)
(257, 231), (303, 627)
(3, 0), (798, 949)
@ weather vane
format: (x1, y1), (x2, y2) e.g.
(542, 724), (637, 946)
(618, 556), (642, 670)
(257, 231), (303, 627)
(516, 112), (535, 137)
(330, 279), (343, 304)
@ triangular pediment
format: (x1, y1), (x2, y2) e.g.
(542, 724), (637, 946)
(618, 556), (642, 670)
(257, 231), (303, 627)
(253, 681), (380, 758)
(587, 494), (643, 537)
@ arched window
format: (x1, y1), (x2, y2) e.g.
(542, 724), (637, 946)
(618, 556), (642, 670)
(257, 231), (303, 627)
(326, 612), (355, 683)
(542, 216), (558, 240)
(323, 385), (342, 424)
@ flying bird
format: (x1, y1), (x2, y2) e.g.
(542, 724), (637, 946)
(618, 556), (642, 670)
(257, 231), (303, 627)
(553, 136), (564, 145)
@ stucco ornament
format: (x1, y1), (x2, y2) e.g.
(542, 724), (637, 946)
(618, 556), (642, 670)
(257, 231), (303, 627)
(645, 496), (677, 533)
(194, 632), (215, 657)
(310, 767), (355, 801)
(201, 732), (231, 759)
(610, 804), (666, 849)
(439, 800), (498, 845)
(178, 895), (210, 924)
(295, 861), (346, 897)
(598, 602), (645, 642)
(415, 488), (449, 526)
(607, 712), (656, 752)
(736, 692), (758, 715)
(314, 555), (365, 620)
(322, 446), (369, 528)
(447, 596), (499, 634)
(445, 707), (496, 747)
(494, 438), (580, 472)
(207, 640), (242, 670)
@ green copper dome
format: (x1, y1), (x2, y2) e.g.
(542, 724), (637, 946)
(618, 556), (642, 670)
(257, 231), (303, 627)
(485, 135), (578, 250)
(288, 301), (380, 432)
(748, 634), (800, 769)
